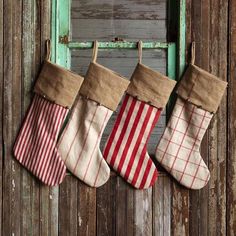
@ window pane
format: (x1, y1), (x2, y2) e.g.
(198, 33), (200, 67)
(71, 0), (167, 41)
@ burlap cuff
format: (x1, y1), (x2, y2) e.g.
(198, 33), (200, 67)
(126, 63), (176, 108)
(176, 64), (227, 113)
(34, 61), (84, 108)
(79, 62), (130, 111)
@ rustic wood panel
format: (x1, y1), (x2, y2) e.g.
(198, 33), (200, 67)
(2, 0), (22, 235)
(21, 1), (40, 235)
(227, 0), (236, 235)
(0, 0), (235, 235)
(188, 1), (210, 235)
(0, 0), (3, 233)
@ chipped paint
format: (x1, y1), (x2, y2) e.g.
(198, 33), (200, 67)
(12, 179), (15, 191)
(78, 213), (82, 227)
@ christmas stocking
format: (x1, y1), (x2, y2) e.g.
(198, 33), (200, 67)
(103, 42), (176, 189)
(57, 41), (130, 187)
(13, 40), (84, 186)
(155, 60), (227, 189)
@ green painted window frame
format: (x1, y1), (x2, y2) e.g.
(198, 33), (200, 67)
(51, 0), (186, 111)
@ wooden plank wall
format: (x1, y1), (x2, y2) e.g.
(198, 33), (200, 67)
(0, 0), (235, 235)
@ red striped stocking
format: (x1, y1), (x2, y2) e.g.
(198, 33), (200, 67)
(104, 94), (161, 189)
(103, 60), (176, 189)
(14, 94), (68, 186)
(13, 57), (84, 186)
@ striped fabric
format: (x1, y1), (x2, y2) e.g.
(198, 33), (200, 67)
(103, 94), (161, 189)
(57, 97), (112, 187)
(13, 94), (68, 186)
(155, 97), (212, 189)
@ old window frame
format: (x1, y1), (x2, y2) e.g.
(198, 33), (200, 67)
(50, 0), (186, 114)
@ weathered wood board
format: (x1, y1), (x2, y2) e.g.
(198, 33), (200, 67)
(0, 0), (235, 235)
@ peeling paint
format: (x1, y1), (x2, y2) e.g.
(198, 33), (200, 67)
(12, 179), (15, 191)
(12, 162), (15, 172)
(78, 213), (82, 227)
(143, 198), (149, 212)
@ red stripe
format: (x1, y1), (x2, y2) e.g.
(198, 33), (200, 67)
(82, 109), (109, 181)
(49, 150), (64, 186)
(55, 159), (66, 186)
(161, 138), (199, 153)
(172, 114), (207, 130)
(14, 94), (39, 156)
(138, 159), (153, 189)
(150, 169), (158, 187)
(51, 108), (68, 185)
(169, 105), (195, 172)
(72, 105), (99, 174)
(158, 100), (187, 164)
(156, 148), (209, 169)
(109, 96), (136, 167)
(14, 94), (67, 185)
(117, 101), (145, 173)
(37, 104), (64, 181)
(189, 157), (204, 188)
(175, 103), (212, 118)
(56, 160), (66, 186)
(21, 96), (47, 166)
(44, 107), (67, 184)
(103, 94), (129, 159)
(26, 98), (55, 169)
(46, 108), (68, 185)
(42, 105), (65, 182)
(16, 95), (43, 163)
(63, 99), (85, 165)
(180, 111), (207, 184)
(124, 106), (153, 181)
(57, 96), (82, 148)
(130, 108), (160, 187)
(169, 166), (208, 182)
(32, 101), (61, 175)
(41, 105), (66, 183)
(93, 158), (103, 186)
(137, 111), (161, 188)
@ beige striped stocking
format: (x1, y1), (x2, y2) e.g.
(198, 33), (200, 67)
(57, 41), (130, 187)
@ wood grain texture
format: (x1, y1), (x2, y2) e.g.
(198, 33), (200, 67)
(227, 0), (236, 235)
(0, 0), (3, 234)
(153, 173), (171, 236)
(0, 0), (235, 235)
(71, 0), (166, 20)
(188, 1), (211, 235)
(77, 181), (96, 236)
(21, 0), (41, 235)
(2, 0), (22, 235)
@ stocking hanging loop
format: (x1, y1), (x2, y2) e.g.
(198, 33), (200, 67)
(138, 40), (143, 64)
(190, 41), (195, 65)
(45, 39), (51, 61)
(92, 40), (99, 62)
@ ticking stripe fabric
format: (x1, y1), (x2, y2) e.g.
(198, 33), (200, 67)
(57, 96), (112, 187)
(13, 94), (68, 186)
(103, 94), (161, 189)
(155, 97), (212, 189)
